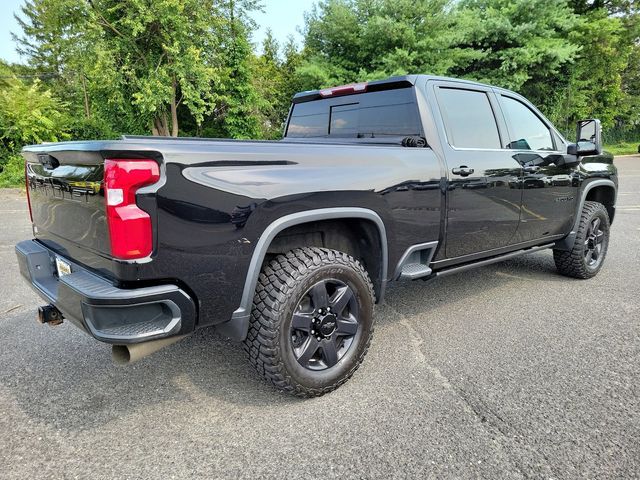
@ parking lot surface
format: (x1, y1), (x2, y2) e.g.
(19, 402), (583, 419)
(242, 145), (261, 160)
(1, 156), (638, 479)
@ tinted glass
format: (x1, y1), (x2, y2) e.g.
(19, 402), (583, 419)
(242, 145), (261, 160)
(286, 88), (421, 138)
(501, 96), (554, 151)
(330, 103), (359, 136)
(286, 101), (328, 137)
(436, 88), (501, 149)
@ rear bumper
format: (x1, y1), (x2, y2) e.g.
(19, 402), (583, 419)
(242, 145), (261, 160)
(15, 240), (196, 344)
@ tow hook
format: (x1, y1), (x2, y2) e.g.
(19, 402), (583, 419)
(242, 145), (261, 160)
(37, 305), (64, 326)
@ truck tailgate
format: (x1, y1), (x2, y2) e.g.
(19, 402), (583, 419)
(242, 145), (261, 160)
(25, 150), (111, 258)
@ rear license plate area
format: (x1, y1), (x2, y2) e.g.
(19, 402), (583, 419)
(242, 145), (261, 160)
(55, 257), (72, 277)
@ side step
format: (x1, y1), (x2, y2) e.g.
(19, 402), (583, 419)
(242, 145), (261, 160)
(436, 243), (554, 278)
(395, 241), (438, 280)
(400, 263), (432, 280)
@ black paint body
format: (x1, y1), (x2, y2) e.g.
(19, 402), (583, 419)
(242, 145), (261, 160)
(20, 75), (618, 338)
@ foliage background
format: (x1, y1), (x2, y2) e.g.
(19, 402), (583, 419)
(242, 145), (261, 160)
(1, 0), (639, 186)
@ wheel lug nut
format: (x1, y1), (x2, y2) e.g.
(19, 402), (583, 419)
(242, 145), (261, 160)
(311, 330), (315, 334)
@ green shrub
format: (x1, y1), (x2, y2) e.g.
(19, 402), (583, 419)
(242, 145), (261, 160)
(0, 153), (25, 188)
(0, 79), (69, 146)
(0, 76), (70, 187)
(67, 117), (118, 141)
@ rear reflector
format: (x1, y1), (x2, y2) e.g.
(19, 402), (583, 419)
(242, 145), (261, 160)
(319, 82), (368, 98)
(104, 159), (160, 260)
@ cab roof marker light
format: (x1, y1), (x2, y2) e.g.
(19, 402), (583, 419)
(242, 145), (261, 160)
(319, 83), (368, 98)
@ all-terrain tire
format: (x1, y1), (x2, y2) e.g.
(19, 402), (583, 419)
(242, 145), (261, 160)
(243, 247), (375, 397)
(553, 201), (610, 279)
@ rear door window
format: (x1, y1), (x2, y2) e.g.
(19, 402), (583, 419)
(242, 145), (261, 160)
(286, 88), (422, 138)
(435, 87), (502, 149)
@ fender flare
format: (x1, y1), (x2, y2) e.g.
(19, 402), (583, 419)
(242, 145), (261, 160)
(218, 207), (388, 341)
(554, 178), (616, 251)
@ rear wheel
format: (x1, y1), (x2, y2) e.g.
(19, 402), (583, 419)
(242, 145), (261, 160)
(553, 201), (610, 279)
(244, 247), (375, 397)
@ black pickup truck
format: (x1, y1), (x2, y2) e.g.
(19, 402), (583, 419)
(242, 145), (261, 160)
(16, 75), (617, 397)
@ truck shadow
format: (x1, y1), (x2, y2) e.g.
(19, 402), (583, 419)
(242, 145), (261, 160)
(2, 251), (572, 432)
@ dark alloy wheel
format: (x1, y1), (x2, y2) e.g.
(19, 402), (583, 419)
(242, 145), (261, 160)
(554, 200), (610, 279)
(290, 279), (360, 371)
(244, 247), (375, 397)
(584, 216), (605, 268)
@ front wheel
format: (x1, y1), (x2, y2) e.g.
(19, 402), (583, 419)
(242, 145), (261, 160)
(244, 247), (375, 397)
(553, 201), (610, 279)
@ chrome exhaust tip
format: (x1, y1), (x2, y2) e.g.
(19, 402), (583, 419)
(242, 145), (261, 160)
(112, 335), (187, 365)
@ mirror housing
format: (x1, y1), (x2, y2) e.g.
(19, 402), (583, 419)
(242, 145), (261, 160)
(557, 153), (581, 167)
(567, 119), (602, 157)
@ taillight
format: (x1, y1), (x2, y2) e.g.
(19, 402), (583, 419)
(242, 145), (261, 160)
(319, 82), (367, 98)
(25, 162), (33, 223)
(104, 159), (160, 260)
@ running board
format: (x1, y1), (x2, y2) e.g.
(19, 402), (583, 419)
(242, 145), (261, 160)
(436, 243), (554, 278)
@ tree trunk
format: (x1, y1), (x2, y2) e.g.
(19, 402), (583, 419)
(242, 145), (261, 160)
(81, 73), (91, 119)
(153, 115), (170, 136)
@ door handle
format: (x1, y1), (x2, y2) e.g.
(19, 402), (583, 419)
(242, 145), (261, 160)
(452, 166), (474, 177)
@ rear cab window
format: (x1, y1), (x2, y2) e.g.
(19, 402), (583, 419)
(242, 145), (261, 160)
(285, 87), (423, 139)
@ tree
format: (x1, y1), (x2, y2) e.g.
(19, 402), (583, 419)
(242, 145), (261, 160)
(616, 12), (640, 132)
(568, 0), (639, 14)
(299, 0), (468, 88)
(5, 0), (640, 152)
(451, 0), (580, 93)
(561, 12), (630, 130)
(280, 36), (305, 117)
(0, 71), (70, 185)
(85, 0), (226, 136)
(296, 0), (640, 135)
(250, 29), (308, 138)
(13, 0), (93, 118)
(213, 0), (263, 139)
(12, 0), (86, 77)
(251, 29), (286, 138)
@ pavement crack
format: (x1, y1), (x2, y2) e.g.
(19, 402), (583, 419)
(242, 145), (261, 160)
(2, 305), (22, 314)
(392, 307), (559, 479)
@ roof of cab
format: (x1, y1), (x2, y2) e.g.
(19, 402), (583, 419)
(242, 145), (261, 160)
(291, 74), (497, 104)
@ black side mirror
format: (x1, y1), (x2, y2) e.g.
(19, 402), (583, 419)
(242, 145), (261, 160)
(567, 119), (602, 156)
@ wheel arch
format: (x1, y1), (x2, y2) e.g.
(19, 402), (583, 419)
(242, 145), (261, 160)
(554, 179), (616, 251)
(585, 184), (616, 224)
(219, 208), (388, 341)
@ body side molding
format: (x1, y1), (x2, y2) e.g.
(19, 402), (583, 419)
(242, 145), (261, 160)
(219, 207), (389, 341)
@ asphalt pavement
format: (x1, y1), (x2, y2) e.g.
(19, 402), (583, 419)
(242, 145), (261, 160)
(0, 156), (638, 479)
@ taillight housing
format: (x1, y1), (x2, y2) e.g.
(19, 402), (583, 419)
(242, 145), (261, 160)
(104, 159), (160, 260)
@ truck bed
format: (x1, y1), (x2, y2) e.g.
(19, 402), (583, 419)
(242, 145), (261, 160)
(23, 136), (444, 328)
